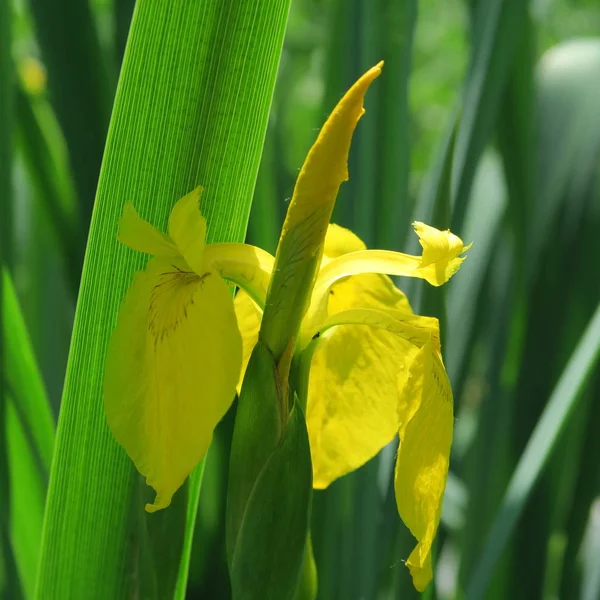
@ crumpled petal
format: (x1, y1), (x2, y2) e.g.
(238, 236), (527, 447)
(167, 187), (207, 275)
(394, 344), (453, 591)
(413, 221), (472, 286)
(104, 257), (242, 512)
(117, 203), (179, 257)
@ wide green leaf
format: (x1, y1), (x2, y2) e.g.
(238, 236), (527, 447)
(35, 1), (291, 598)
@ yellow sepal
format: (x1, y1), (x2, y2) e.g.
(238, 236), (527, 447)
(117, 203), (179, 257)
(105, 257), (242, 512)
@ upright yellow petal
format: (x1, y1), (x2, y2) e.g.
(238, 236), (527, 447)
(104, 257), (242, 512)
(167, 187), (207, 275)
(394, 345), (453, 592)
(117, 203), (179, 257)
(323, 223), (366, 259)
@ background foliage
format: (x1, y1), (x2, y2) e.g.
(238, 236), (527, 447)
(2, 0), (600, 598)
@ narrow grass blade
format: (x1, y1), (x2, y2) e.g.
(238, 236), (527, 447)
(114, 0), (136, 66)
(0, 0), (13, 264)
(26, 0), (112, 225)
(36, 1), (292, 598)
(445, 152), (507, 393)
(322, 0), (357, 231)
(5, 393), (48, 600)
(375, 0), (417, 250)
(580, 500), (600, 600)
(451, 0), (528, 230)
(0, 1), (22, 595)
(466, 303), (600, 599)
(173, 459), (206, 600)
(3, 270), (54, 599)
(3, 270), (54, 472)
(16, 87), (83, 294)
(496, 12), (535, 262)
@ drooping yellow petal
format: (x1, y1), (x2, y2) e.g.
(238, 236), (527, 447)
(394, 345), (453, 592)
(260, 63), (383, 361)
(413, 221), (472, 286)
(204, 243), (274, 308)
(307, 322), (418, 489)
(233, 289), (262, 391)
(117, 203), (179, 257)
(104, 257), (242, 513)
(167, 187), (207, 275)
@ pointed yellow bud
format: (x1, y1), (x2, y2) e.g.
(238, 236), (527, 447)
(260, 62), (384, 361)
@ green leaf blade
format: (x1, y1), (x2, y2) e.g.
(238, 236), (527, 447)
(35, 2), (292, 598)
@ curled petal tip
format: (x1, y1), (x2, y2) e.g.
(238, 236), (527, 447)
(145, 493), (171, 514)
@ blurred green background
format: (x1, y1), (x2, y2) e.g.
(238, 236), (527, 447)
(2, 0), (600, 598)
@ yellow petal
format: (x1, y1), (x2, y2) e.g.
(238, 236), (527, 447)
(204, 242), (274, 308)
(167, 187), (207, 275)
(315, 307), (439, 352)
(233, 289), (262, 391)
(311, 224), (470, 306)
(117, 203), (179, 257)
(301, 224), (412, 347)
(394, 345), (453, 592)
(413, 221), (472, 286)
(308, 322), (418, 489)
(323, 223), (366, 260)
(260, 63), (383, 360)
(104, 257), (242, 512)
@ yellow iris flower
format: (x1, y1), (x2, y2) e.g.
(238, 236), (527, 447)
(235, 220), (467, 591)
(104, 188), (274, 513)
(104, 61), (470, 592)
